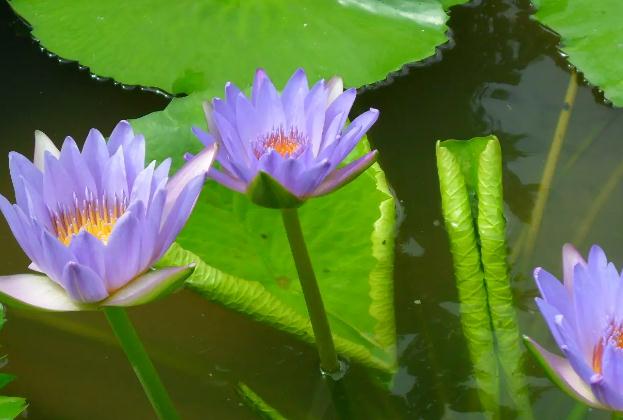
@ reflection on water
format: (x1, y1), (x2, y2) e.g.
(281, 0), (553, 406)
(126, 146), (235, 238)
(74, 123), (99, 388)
(355, 0), (623, 418)
(1, 0), (623, 418)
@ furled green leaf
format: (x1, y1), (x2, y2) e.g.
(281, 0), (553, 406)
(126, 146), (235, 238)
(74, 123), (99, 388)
(531, 0), (623, 106)
(142, 96), (396, 371)
(437, 136), (531, 417)
(476, 140), (531, 415)
(237, 383), (286, 420)
(0, 306), (27, 419)
(10, 0), (468, 95)
(436, 140), (499, 415)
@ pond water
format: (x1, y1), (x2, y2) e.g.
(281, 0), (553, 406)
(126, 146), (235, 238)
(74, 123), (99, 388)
(1, 0), (623, 418)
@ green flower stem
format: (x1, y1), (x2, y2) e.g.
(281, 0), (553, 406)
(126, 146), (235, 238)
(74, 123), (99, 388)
(103, 307), (179, 420)
(281, 208), (340, 373)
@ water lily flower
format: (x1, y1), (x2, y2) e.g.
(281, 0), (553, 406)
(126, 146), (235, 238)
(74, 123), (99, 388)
(191, 68), (379, 208)
(0, 121), (216, 311)
(524, 244), (623, 411)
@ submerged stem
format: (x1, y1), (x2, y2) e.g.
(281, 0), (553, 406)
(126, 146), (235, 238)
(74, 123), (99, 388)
(281, 208), (340, 374)
(523, 71), (578, 261)
(103, 307), (179, 420)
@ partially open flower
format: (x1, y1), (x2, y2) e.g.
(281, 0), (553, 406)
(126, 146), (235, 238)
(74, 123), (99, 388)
(524, 244), (623, 411)
(191, 68), (379, 208)
(0, 121), (216, 311)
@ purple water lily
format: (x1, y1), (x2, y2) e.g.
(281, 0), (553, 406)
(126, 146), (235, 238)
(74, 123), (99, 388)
(191, 68), (379, 208)
(0, 121), (216, 310)
(524, 244), (623, 411)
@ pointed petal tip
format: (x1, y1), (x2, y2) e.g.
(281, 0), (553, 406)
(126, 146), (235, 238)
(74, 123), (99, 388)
(34, 130), (60, 171)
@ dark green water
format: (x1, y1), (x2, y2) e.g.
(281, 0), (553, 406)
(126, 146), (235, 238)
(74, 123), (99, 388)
(1, 0), (623, 418)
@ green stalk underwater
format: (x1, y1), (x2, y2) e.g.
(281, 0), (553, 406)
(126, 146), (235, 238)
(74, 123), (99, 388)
(104, 307), (179, 420)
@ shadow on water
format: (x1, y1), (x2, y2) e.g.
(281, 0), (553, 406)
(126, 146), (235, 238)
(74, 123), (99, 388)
(355, 0), (623, 418)
(1, 0), (623, 418)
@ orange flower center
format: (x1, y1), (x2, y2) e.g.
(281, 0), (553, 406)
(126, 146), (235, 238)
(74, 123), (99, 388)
(254, 128), (306, 158)
(51, 194), (127, 246)
(593, 325), (623, 374)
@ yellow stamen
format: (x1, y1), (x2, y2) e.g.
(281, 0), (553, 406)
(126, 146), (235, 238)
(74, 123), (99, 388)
(51, 195), (127, 246)
(255, 127), (306, 158)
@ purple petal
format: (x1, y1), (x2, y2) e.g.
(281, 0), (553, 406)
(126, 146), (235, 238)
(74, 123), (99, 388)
(524, 336), (604, 408)
(0, 196), (41, 265)
(311, 150), (377, 197)
(34, 130), (60, 171)
(153, 158), (171, 187)
(9, 152), (43, 198)
(104, 211), (142, 291)
(563, 243), (586, 293)
(39, 230), (74, 286)
(59, 137), (97, 201)
(12, 176), (51, 230)
(123, 135), (146, 187)
(107, 120), (134, 154)
(591, 374), (623, 410)
(130, 161), (156, 206)
(289, 160), (331, 196)
(140, 188), (166, 267)
(81, 128), (110, 195)
(281, 68), (309, 127)
(103, 146), (129, 202)
(325, 109), (379, 167)
(0, 273), (87, 311)
(62, 262), (109, 303)
(534, 267), (572, 322)
(43, 152), (78, 209)
(68, 230), (106, 281)
(573, 264), (604, 357)
(304, 80), (328, 152)
(208, 168), (247, 193)
(157, 175), (205, 259)
(601, 344), (623, 400)
(535, 297), (567, 349)
(251, 68), (268, 105)
(224, 82), (242, 110)
(323, 88), (356, 146)
(163, 143), (215, 220)
(192, 126), (217, 148)
(103, 265), (194, 307)
(256, 72), (285, 130)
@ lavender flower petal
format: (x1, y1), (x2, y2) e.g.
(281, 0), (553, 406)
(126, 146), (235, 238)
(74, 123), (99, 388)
(310, 150), (377, 197)
(104, 211), (142, 291)
(0, 273), (88, 311)
(163, 144), (216, 220)
(81, 128), (109, 194)
(103, 265), (195, 307)
(62, 262), (109, 303)
(524, 336), (604, 408)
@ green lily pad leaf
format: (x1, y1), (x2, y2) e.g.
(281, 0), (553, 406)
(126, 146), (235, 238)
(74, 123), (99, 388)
(142, 96), (396, 371)
(10, 0), (467, 95)
(0, 306), (27, 419)
(531, 0), (623, 106)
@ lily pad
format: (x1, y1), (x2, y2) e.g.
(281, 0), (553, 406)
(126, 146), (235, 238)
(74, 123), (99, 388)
(137, 93), (396, 371)
(532, 0), (623, 106)
(11, 0), (467, 95)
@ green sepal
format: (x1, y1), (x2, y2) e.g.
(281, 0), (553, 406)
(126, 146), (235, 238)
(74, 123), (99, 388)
(247, 171), (304, 209)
